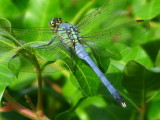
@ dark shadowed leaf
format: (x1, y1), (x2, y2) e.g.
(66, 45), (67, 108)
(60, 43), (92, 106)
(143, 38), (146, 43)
(122, 60), (160, 106)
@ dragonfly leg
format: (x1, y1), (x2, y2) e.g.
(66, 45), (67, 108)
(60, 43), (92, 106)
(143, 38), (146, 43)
(36, 36), (57, 48)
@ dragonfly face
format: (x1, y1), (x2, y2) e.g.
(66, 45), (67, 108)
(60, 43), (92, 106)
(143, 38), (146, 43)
(50, 17), (63, 31)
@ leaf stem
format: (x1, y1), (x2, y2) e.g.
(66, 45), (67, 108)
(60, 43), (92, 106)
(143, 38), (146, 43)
(71, 0), (96, 24)
(19, 49), (45, 118)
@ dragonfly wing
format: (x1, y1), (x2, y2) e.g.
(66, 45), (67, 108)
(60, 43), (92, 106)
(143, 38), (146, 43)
(0, 27), (55, 42)
(81, 20), (150, 61)
(76, 0), (112, 30)
(76, 0), (127, 33)
(82, 20), (150, 49)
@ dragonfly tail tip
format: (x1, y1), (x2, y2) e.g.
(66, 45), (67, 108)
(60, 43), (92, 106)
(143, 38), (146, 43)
(121, 101), (127, 108)
(115, 95), (127, 108)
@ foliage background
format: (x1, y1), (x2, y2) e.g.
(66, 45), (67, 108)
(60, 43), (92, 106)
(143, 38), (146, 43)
(0, 0), (160, 120)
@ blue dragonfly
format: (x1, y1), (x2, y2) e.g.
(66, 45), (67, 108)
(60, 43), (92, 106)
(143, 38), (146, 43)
(0, 0), (149, 108)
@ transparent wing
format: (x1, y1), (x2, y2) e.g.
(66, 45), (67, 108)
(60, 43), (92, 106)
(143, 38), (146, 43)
(76, 0), (127, 33)
(80, 20), (150, 63)
(0, 27), (55, 42)
(82, 20), (150, 48)
(76, 0), (112, 30)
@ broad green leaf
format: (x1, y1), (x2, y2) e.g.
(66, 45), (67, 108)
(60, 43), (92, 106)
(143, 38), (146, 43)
(73, 59), (99, 96)
(133, 0), (160, 19)
(117, 45), (153, 68)
(55, 97), (86, 120)
(122, 60), (160, 106)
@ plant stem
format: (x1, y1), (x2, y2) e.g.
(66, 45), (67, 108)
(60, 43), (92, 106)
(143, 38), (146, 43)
(71, 0), (96, 24)
(4, 91), (37, 120)
(36, 69), (43, 115)
(139, 104), (146, 120)
(22, 50), (45, 117)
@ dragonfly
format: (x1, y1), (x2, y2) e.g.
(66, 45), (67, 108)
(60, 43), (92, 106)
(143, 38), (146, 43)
(0, 0), (149, 108)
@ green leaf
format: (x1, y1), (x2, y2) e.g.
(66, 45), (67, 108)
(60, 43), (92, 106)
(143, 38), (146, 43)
(55, 97), (86, 120)
(133, 0), (160, 19)
(118, 45), (153, 68)
(122, 60), (160, 106)
(73, 59), (99, 96)
(0, 64), (16, 101)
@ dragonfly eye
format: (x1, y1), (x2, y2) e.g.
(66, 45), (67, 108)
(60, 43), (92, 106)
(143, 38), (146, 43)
(50, 17), (63, 28)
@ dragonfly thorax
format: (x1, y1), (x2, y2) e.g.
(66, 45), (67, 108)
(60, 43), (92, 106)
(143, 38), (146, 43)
(57, 23), (82, 47)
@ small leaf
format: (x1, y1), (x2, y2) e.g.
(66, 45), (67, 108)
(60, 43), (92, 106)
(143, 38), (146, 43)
(122, 60), (160, 106)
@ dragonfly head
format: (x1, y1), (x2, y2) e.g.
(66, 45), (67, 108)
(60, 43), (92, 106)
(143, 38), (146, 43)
(50, 17), (63, 29)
